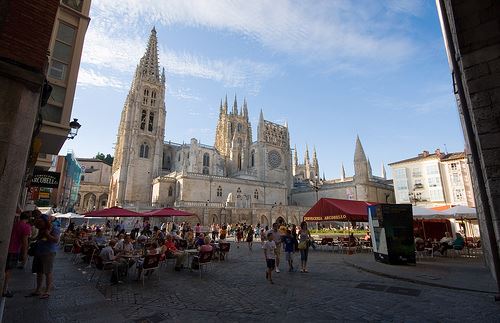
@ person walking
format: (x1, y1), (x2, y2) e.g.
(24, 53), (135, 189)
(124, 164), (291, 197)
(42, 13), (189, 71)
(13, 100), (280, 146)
(246, 225), (254, 251)
(28, 215), (60, 299)
(267, 223), (282, 273)
(298, 221), (312, 273)
(262, 232), (276, 284)
(283, 229), (296, 272)
(3, 211), (31, 297)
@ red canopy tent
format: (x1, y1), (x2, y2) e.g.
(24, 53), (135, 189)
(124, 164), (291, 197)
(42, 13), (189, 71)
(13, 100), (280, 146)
(83, 206), (142, 218)
(142, 207), (194, 217)
(303, 198), (376, 222)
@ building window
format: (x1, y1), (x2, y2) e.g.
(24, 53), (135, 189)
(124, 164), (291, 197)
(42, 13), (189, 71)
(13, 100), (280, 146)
(450, 163), (458, 171)
(48, 22), (76, 81)
(428, 177), (440, 187)
(251, 150), (255, 167)
(254, 189), (259, 200)
(203, 153), (210, 167)
(139, 142), (149, 158)
(151, 91), (156, 106)
(411, 168), (422, 177)
(451, 173), (461, 185)
(237, 187), (241, 194)
(168, 186), (173, 197)
(455, 189), (464, 201)
(148, 112), (154, 131)
(62, 0), (83, 12)
(394, 168), (407, 179)
(80, 175), (85, 182)
(216, 186), (222, 197)
(237, 123), (242, 132)
(202, 167), (209, 175)
(238, 153), (242, 171)
(143, 88), (149, 105)
(140, 110), (147, 130)
(426, 164), (439, 175)
(429, 189), (444, 201)
(178, 154), (181, 162)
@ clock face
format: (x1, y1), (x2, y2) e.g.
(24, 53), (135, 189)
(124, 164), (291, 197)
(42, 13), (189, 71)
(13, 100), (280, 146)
(267, 150), (282, 169)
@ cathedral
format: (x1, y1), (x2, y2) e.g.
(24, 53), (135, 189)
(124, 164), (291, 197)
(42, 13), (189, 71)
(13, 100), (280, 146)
(108, 28), (394, 226)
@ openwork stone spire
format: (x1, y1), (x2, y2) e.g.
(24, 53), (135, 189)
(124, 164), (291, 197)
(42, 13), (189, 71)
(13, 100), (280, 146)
(139, 27), (160, 82)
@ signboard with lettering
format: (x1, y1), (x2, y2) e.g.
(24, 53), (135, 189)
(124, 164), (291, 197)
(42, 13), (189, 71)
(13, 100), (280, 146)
(31, 171), (61, 188)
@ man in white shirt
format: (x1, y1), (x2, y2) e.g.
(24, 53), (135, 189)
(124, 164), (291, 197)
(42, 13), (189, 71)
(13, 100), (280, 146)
(262, 232), (276, 284)
(115, 235), (133, 253)
(99, 240), (128, 284)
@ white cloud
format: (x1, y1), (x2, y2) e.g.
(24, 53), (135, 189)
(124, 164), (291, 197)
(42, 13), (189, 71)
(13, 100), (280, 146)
(77, 68), (126, 89)
(91, 0), (419, 67)
(169, 87), (201, 101)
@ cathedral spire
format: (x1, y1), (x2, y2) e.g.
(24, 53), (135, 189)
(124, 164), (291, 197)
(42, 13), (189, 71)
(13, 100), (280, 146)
(367, 157), (373, 178)
(232, 94), (238, 114)
(341, 163), (346, 182)
(223, 94), (228, 114)
(161, 67), (166, 84)
(139, 27), (160, 82)
(354, 135), (367, 162)
(242, 97), (248, 118)
(293, 145), (298, 166)
(381, 161), (387, 179)
(304, 144), (310, 164)
(257, 109), (265, 142)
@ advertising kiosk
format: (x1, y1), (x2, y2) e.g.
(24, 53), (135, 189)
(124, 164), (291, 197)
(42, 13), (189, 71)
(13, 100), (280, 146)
(368, 204), (415, 265)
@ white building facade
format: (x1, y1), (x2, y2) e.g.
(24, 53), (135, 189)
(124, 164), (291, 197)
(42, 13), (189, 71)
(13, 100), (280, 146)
(389, 149), (475, 207)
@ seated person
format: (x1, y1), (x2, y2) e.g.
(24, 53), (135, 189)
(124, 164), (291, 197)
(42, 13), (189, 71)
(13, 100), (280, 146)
(452, 232), (465, 250)
(348, 233), (357, 247)
(438, 232), (454, 255)
(115, 234), (134, 254)
(414, 235), (425, 251)
(364, 232), (371, 241)
(185, 229), (194, 247)
(195, 233), (206, 247)
(136, 242), (161, 280)
(219, 226), (227, 240)
(163, 235), (187, 271)
(199, 237), (213, 253)
(99, 240), (128, 284)
(93, 229), (107, 246)
(191, 237), (213, 269)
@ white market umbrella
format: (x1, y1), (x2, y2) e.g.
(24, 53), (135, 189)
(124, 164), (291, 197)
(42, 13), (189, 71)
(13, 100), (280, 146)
(55, 212), (85, 219)
(412, 206), (447, 220)
(442, 205), (477, 219)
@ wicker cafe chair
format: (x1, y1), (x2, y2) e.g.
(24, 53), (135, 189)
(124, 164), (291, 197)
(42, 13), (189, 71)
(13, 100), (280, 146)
(192, 251), (213, 279)
(140, 254), (161, 286)
(89, 255), (114, 287)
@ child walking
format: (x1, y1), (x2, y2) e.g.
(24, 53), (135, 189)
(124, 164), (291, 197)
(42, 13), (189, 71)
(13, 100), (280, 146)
(283, 229), (296, 272)
(262, 232), (276, 284)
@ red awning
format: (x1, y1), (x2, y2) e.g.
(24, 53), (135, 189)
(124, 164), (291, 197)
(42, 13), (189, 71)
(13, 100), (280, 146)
(142, 207), (195, 217)
(303, 198), (376, 222)
(83, 206), (142, 218)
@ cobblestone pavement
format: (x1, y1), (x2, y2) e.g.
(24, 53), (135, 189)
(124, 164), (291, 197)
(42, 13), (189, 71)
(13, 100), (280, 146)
(3, 241), (500, 322)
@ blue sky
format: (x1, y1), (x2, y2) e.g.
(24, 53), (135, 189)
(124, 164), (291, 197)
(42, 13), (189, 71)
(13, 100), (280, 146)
(62, 0), (464, 179)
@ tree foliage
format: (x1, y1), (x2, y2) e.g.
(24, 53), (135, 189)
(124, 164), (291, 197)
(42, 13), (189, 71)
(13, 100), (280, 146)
(95, 152), (114, 166)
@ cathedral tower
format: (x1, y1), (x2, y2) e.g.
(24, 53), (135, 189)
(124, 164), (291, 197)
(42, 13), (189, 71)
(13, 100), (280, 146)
(354, 135), (369, 184)
(214, 95), (252, 175)
(109, 28), (166, 207)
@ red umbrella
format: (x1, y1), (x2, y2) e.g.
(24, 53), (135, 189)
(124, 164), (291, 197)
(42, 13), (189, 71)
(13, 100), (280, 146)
(142, 207), (195, 217)
(83, 206), (142, 218)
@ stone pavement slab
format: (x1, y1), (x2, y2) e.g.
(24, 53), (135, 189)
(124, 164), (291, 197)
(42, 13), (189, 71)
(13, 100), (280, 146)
(3, 242), (500, 322)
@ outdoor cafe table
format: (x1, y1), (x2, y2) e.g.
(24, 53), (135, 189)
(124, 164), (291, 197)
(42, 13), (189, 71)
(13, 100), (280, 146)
(184, 249), (199, 269)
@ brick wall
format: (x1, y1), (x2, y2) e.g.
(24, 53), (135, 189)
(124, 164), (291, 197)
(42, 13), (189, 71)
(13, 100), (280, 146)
(0, 0), (59, 72)
(443, 0), (500, 283)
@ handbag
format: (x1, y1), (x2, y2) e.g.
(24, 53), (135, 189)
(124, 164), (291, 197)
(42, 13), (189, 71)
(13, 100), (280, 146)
(298, 241), (308, 250)
(28, 241), (38, 257)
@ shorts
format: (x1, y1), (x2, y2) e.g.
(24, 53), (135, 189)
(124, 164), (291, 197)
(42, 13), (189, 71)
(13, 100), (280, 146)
(32, 253), (56, 274)
(266, 259), (276, 269)
(274, 245), (282, 258)
(285, 251), (293, 262)
(5, 253), (19, 270)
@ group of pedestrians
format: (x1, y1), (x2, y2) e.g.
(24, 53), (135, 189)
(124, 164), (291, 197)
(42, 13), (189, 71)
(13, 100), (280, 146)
(262, 221), (312, 284)
(3, 208), (61, 300)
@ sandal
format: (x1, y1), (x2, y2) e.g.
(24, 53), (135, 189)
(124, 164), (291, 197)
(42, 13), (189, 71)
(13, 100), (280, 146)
(25, 292), (41, 297)
(39, 293), (50, 299)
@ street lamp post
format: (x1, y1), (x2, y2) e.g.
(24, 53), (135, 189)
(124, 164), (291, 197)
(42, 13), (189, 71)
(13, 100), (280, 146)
(309, 176), (322, 203)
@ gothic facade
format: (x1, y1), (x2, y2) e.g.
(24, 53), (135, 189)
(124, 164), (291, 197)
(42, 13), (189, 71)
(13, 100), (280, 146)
(108, 28), (394, 225)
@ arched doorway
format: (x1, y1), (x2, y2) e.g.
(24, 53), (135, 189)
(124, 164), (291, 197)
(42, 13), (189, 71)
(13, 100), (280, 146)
(98, 193), (108, 210)
(260, 214), (269, 228)
(83, 193), (96, 212)
(276, 216), (285, 225)
(211, 214), (219, 224)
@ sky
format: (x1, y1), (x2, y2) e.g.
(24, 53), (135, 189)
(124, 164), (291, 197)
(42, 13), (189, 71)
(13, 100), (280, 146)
(62, 0), (465, 180)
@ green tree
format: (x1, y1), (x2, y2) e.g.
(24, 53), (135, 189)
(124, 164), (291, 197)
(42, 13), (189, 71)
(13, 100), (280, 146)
(95, 152), (114, 166)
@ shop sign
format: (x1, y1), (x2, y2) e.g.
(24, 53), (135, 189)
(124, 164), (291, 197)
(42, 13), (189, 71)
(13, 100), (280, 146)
(31, 171), (60, 188)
